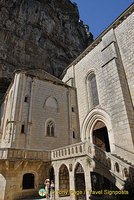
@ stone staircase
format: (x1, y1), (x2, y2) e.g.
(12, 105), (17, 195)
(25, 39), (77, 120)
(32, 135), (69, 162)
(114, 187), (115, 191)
(51, 141), (134, 183)
(112, 153), (133, 166)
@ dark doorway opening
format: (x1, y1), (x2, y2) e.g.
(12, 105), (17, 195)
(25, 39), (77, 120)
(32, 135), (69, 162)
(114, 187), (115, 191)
(49, 167), (55, 182)
(90, 172), (119, 199)
(93, 121), (110, 152)
(75, 163), (86, 200)
(23, 173), (34, 189)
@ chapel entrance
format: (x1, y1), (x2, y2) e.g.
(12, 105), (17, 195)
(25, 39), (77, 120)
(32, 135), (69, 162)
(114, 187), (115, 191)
(75, 163), (86, 200)
(93, 121), (110, 152)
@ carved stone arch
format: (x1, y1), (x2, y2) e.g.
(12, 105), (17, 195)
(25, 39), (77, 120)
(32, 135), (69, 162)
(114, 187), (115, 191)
(59, 164), (70, 197)
(74, 162), (86, 200)
(44, 96), (59, 112)
(74, 162), (85, 173)
(81, 108), (115, 152)
(73, 161), (85, 174)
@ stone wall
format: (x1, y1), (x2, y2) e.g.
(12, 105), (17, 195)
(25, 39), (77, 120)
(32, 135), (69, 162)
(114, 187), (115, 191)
(63, 10), (134, 160)
(0, 160), (51, 200)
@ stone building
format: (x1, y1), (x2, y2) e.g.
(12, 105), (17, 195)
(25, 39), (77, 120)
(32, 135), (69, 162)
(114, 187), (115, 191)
(0, 3), (134, 200)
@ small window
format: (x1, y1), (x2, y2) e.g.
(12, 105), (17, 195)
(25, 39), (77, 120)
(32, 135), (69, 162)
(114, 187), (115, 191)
(47, 121), (55, 137)
(73, 131), (75, 139)
(24, 96), (28, 102)
(72, 107), (74, 112)
(21, 125), (25, 133)
(23, 173), (34, 189)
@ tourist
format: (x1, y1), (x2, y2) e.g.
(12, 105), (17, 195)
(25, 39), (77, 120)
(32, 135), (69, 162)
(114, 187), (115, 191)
(50, 180), (55, 200)
(44, 179), (50, 200)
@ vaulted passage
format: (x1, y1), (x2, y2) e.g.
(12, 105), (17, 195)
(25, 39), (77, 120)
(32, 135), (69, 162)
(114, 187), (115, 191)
(22, 173), (34, 189)
(75, 163), (86, 200)
(59, 164), (70, 197)
(93, 121), (110, 152)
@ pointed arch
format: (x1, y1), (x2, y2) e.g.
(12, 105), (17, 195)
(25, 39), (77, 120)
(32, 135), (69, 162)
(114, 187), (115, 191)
(81, 108), (115, 152)
(44, 96), (59, 112)
(74, 163), (86, 200)
(85, 71), (99, 109)
(92, 121), (111, 152)
(59, 164), (70, 197)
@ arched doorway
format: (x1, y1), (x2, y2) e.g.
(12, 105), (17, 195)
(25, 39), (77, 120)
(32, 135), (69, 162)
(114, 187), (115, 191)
(93, 121), (110, 152)
(49, 167), (55, 182)
(22, 173), (34, 189)
(59, 164), (70, 197)
(75, 163), (86, 200)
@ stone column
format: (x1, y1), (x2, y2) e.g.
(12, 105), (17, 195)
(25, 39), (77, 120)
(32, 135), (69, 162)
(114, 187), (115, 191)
(85, 168), (92, 200)
(69, 166), (75, 200)
(54, 165), (59, 200)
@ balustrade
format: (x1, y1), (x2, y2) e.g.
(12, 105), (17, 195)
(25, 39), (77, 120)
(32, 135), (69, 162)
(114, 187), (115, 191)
(0, 148), (50, 161)
(51, 141), (134, 181)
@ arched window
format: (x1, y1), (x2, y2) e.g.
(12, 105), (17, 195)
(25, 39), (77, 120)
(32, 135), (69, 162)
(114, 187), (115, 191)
(47, 121), (54, 136)
(22, 173), (34, 189)
(88, 73), (99, 107)
(59, 164), (70, 197)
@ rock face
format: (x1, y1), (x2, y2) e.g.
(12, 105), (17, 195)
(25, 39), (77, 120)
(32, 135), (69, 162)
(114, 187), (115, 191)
(0, 0), (93, 99)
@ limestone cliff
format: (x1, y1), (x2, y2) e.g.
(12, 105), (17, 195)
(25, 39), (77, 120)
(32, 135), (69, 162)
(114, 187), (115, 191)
(0, 0), (93, 99)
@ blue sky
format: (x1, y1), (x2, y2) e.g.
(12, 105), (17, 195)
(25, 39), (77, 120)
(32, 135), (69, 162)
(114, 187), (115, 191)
(70, 0), (134, 39)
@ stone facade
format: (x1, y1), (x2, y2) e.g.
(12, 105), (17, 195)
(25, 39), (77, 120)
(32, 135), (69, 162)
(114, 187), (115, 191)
(0, 3), (134, 200)
(0, 69), (80, 200)
(63, 4), (134, 163)
(0, 70), (80, 150)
